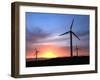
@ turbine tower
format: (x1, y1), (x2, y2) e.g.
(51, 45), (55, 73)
(76, 44), (79, 56)
(59, 18), (80, 57)
(34, 48), (39, 61)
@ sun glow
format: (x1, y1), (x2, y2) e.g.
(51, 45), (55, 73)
(41, 51), (57, 58)
(26, 45), (70, 59)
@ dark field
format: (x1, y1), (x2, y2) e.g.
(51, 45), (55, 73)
(26, 56), (89, 67)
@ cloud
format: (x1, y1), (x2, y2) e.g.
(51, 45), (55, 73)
(26, 26), (89, 52)
(37, 34), (69, 43)
(26, 26), (51, 43)
(76, 30), (89, 37)
(26, 26), (51, 52)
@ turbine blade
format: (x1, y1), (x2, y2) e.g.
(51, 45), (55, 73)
(72, 32), (80, 40)
(70, 18), (74, 30)
(59, 31), (69, 36)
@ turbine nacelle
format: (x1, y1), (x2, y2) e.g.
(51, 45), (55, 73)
(59, 31), (80, 40)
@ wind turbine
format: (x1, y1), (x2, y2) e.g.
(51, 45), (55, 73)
(75, 44), (79, 56)
(34, 48), (39, 61)
(59, 18), (80, 57)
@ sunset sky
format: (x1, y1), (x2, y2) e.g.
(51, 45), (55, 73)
(26, 12), (89, 60)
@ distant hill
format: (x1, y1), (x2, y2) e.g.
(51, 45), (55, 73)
(26, 58), (49, 61)
(26, 56), (89, 67)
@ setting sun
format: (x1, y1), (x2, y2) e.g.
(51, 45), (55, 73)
(41, 51), (57, 58)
